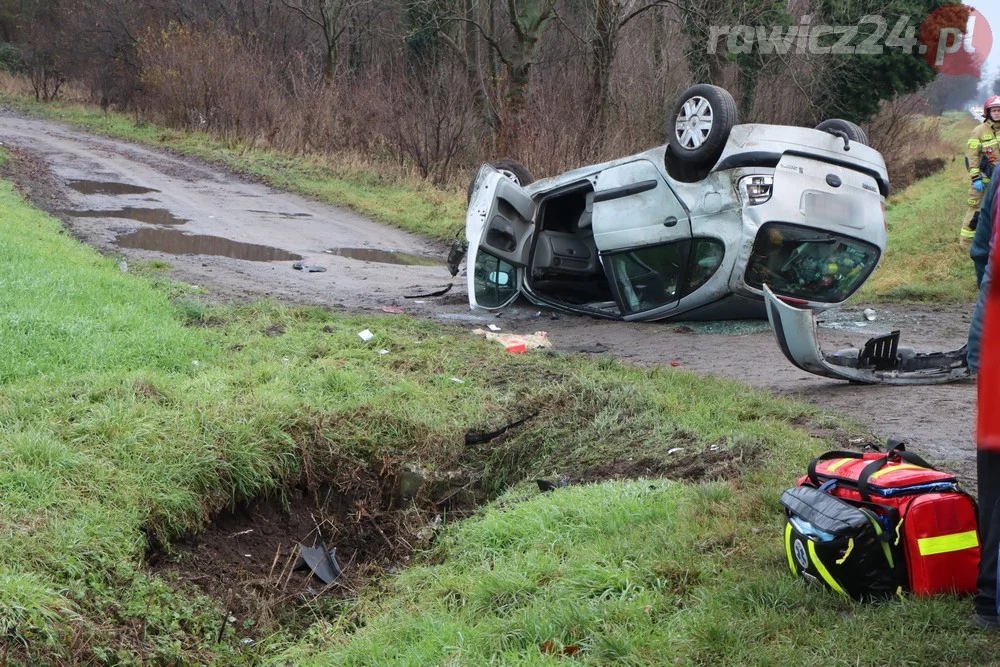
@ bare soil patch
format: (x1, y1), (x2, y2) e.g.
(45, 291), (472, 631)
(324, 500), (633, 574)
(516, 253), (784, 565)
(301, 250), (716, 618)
(577, 441), (763, 485)
(147, 458), (483, 634)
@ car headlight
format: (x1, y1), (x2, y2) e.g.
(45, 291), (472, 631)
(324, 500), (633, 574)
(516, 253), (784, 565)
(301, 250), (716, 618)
(739, 175), (773, 205)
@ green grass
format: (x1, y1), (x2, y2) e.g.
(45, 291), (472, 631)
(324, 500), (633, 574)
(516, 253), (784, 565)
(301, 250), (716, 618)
(858, 112), (980, 303)
(0, 94), (468, 243)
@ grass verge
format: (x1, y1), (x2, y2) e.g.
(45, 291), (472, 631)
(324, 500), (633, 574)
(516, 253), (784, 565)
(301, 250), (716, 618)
(0, 107), (990, 664)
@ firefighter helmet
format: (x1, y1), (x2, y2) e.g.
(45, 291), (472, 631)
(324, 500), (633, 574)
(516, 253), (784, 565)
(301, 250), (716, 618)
(985, 95), (1000, 118)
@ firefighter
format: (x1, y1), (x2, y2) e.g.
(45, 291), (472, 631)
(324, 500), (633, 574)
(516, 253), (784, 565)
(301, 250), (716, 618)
(963, 96), (1000, 243)
(969, 173), (1000, 629)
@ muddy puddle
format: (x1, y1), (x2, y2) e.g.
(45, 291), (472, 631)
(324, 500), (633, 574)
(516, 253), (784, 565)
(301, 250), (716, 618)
(117, 228), (304, 261)
(327, 247), (443, 266)
(68, 179), (160, 195)
(65, 207), (188, 226)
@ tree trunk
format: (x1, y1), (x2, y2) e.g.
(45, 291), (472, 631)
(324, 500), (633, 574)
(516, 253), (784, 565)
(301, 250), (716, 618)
(587, 0), (620, 134)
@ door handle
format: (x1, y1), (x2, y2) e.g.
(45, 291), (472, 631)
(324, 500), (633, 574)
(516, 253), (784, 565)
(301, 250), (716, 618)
(663, 216), (678, 227)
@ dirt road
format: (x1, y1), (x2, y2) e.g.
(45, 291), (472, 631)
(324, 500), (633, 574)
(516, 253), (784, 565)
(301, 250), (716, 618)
(0, 110), (978, 485)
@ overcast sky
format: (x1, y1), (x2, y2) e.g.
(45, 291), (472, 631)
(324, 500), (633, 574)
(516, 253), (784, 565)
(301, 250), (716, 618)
(966, 1), (1000, 86)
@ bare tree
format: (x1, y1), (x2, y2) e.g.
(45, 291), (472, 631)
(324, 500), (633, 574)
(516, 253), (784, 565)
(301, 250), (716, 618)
(280, 0), (354, 83)
(435, 0), (559, 151)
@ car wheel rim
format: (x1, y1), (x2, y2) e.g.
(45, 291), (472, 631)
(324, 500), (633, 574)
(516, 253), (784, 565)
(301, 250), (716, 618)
(498, 169), (521, 185)
(676, 96), (714, 150)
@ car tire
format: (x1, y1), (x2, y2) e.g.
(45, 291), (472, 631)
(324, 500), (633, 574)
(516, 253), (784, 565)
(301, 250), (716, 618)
(815, 119), (869, 146)
(467, 159), (535, 203)
(667, 84), (738, 168)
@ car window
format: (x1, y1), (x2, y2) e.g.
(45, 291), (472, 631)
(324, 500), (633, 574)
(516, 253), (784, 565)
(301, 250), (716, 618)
(686, 239), (725, 294)
(608, 243), (686, 314)
(744, 223), (879, 303)
(474, 250), (518, 308)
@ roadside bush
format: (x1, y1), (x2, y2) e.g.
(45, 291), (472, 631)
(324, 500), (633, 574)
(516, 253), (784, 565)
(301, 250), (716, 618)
(0, 43), (22, 74)
(379, 65), (484, 184)
(865, 95), (948, 192)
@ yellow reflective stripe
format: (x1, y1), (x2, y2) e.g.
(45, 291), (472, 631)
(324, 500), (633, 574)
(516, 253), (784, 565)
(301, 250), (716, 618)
(785, 523), (797, 575)
(808, 541), (847, 595)
(970, 139), (982, 147)
(894, 516), (903, 547)
(827, 458), (853, 472)
(868, 463), (927, 480)
(961, 228), (977, 238)
(983, 133), (995, 140)
(836, 538), (854, 565)
(971, 168), (982, 176)
(917, 530), (979, 556)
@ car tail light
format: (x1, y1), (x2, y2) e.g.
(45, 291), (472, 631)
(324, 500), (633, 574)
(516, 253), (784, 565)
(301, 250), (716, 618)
(739, 175), (774, 205)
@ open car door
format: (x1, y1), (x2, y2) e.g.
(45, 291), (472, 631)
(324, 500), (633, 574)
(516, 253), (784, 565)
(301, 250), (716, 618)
(590, 159), (693, 320)
(466, 165), (536, 310)
(764, 285), (970, 385)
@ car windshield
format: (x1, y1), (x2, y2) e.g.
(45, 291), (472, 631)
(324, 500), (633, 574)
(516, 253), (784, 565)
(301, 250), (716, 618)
(744, 223), (879, 303)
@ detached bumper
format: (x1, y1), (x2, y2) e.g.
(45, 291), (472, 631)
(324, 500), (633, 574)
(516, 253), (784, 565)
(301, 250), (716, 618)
(764, 285), (970, 385)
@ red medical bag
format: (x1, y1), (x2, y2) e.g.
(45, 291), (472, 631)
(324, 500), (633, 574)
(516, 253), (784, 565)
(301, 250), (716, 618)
(796, 445), (979, 596)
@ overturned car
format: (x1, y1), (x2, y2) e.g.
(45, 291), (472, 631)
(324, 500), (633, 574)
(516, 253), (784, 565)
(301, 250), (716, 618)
(464, 84), (890, 321)
(764, 286), (970, 385)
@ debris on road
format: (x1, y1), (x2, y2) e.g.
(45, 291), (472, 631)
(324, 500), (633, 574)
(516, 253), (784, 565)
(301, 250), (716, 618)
(404, 284), (453, 299)
(358, 329), (375, 342)
(292, 261), (327, 273)
(488, 324), (501, 332)
(472, 329), (551, 352)
(864, 308), (877, 321)
(380, 306), (405, 314)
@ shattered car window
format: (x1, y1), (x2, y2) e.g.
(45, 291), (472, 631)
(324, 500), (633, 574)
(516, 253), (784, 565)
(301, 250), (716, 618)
(609, 243), (685, 314)
(744, 223), (879, 303)
(474, 250), (518, 307)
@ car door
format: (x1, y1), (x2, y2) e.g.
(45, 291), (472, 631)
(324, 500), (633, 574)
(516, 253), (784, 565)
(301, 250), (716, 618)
(590, 159), (693, 319)
(466, 165), (536, 310)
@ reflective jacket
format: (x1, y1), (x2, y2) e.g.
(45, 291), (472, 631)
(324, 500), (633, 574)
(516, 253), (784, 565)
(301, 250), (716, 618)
(967, 120), (1000, 182)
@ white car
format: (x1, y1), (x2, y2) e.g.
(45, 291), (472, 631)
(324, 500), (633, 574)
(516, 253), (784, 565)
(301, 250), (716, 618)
(464, 85), (890, 322)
